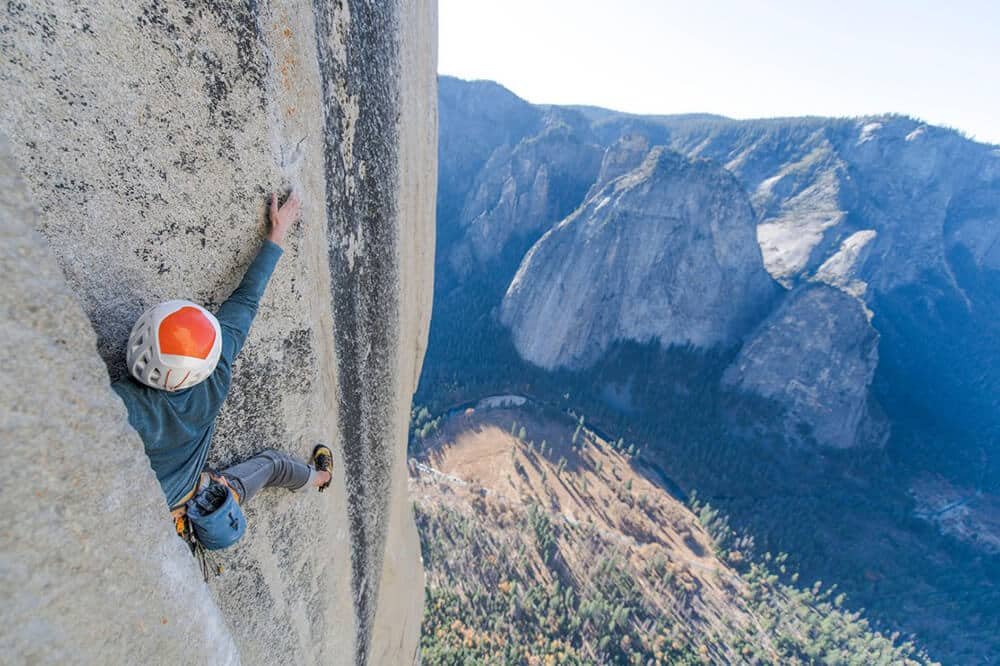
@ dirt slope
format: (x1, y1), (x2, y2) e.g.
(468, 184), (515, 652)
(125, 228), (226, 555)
(410, 405), (931, 664)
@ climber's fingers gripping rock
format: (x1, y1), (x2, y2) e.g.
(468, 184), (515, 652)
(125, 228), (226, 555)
(268, 191), (302, 248)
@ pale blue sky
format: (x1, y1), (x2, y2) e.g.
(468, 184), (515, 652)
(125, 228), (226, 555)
(439, 0), (1000, 145)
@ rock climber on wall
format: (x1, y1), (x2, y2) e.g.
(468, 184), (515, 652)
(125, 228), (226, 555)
(111, 191), (333, 552)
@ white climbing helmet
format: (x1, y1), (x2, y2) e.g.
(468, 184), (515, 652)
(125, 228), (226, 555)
(126, 300), (222, 391)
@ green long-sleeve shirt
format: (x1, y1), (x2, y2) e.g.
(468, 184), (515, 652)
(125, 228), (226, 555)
(112, 240), (283, 507)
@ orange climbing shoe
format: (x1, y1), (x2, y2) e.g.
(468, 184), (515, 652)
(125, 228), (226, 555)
(312, 444), (333, 492)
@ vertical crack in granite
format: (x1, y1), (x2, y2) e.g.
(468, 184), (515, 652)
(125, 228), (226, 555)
(312, 2), (401, 664)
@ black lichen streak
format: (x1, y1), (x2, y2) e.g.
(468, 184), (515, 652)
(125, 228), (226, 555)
(312, 2), (401, 664)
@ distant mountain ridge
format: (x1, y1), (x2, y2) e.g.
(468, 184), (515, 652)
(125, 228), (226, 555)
(424, 76), (1000, 664)
(433, 75), (1000, 458)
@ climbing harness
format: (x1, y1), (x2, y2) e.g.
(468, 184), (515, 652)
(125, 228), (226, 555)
(170, 472), (243, 580)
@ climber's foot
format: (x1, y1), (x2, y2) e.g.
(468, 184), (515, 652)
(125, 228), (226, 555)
(312, 444), (333, 492)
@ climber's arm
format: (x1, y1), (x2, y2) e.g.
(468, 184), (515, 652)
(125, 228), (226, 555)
(216, 192), (302, 363)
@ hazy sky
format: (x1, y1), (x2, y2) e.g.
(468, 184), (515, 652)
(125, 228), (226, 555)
(439, 0), (1000, 145)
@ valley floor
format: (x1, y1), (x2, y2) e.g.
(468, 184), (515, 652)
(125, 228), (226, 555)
(410, 404), (933, 665)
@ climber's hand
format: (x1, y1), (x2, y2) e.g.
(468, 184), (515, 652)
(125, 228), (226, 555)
(268, 191), (302, 247)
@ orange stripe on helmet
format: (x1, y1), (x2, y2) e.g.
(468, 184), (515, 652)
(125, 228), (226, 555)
(158, 306), (217, 360)
(171, 370), (191, 391)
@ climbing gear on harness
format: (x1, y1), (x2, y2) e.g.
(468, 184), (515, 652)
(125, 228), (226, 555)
(312, 444), (333, 492)
(126, 299), (222, 391)
(173, 514), (220, 581)
(185, 479), (246, 551)
(170, 473), (241, 580)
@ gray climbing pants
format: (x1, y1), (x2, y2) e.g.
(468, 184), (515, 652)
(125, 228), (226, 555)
(220, 449), (315, 505)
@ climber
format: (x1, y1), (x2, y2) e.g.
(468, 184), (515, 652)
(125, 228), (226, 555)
(111, 191), (333, 551)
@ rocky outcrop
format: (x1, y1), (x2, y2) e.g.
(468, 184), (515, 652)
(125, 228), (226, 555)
(751, 139), (851, 285)
(668, 115), (1000, 300)
(0, 2), (436, 665)
(448, 115), (602, 275)
(667, 116), (1000, 447)
(836, 119), (1000, 296)
(436, 76), (543, 225)
(584, 132), (654, 200)
(813, 230), (878, 299)
(501, 147), (777, 370)
(723, 285), (881, 449)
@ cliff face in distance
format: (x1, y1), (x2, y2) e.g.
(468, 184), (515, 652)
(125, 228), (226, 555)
(501, 147), (777, 370)
(0, 2), (436, 665)
(433, 76), (1000, 455)
(449, 118), (603, 276)
(670, 116), (1000, 453)
(723, 284), (882, 450)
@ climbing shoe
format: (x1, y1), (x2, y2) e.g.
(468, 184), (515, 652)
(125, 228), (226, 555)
(312, 444), (334, 492)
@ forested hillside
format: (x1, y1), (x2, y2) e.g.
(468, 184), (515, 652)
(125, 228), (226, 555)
(412, 405), (933, 664)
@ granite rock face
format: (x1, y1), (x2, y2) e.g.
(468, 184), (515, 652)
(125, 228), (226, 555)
(723, 285), (881, 449)
(1, 140), (240, 666)
(666, 115), (1000, 447)
(584, 133), (655, 201)
(436, 77), (544, 229)
(501, 147), (777, 370)
(0, 2), (436, 665)
(448, 114), (603, 276)
(668, 116), (1000, 299)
